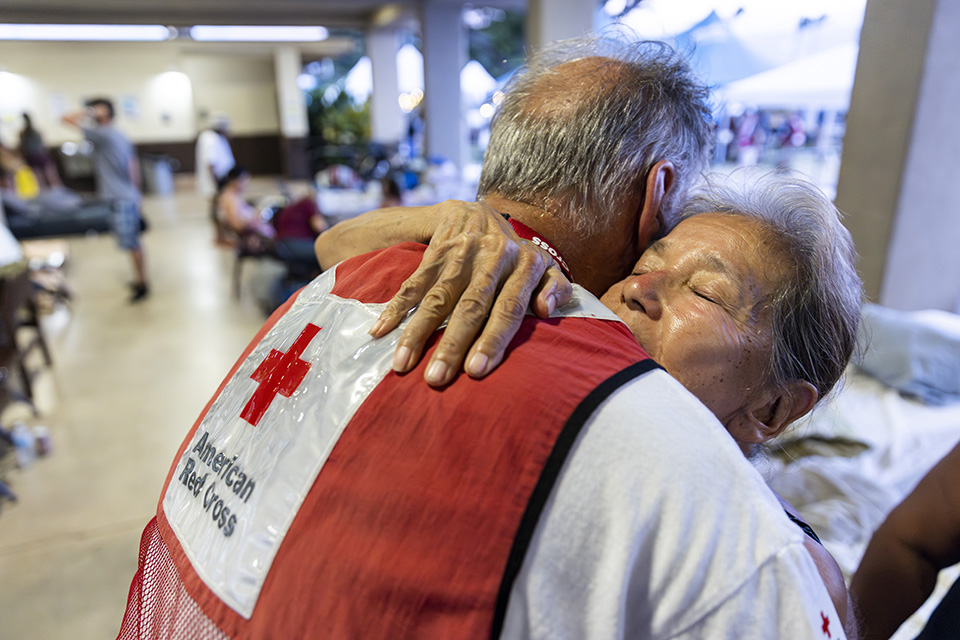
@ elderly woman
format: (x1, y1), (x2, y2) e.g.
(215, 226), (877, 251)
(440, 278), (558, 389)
(314, 169), (863, 632)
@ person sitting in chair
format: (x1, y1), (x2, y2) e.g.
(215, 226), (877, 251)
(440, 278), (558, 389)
(216, 166), (327, 258)
(214, 166), (277, 254)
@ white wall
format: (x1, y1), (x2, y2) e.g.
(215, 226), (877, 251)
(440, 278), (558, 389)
(0, 40), (281, 147)
(183, 53), (280, 137)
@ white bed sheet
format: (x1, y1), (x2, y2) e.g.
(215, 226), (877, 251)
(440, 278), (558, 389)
(764, 367), (960, 639)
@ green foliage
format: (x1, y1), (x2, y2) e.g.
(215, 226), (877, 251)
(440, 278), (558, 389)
(310, 88), (370, 145)
(468, 9), (526, 79)
(304, 35), (371, 145)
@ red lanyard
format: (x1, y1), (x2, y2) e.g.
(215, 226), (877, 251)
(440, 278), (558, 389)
(504, 217), (573, 281)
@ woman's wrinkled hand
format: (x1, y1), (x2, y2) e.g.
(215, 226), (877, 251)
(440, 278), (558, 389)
(369, 200), (573, 386)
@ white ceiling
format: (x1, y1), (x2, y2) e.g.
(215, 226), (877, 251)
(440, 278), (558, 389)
(0, 0), (524, 30)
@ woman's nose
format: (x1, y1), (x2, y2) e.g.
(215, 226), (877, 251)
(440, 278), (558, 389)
(624, 271), (667, 320)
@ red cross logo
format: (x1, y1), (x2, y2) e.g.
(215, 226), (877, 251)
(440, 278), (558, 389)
(241, 324), (321, 427)
(821, 611), (831, 638)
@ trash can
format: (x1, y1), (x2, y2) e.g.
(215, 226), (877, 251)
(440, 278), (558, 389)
(140, 153), (175, 195)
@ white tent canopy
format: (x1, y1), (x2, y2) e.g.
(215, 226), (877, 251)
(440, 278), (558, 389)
(718, 42), (859, 109)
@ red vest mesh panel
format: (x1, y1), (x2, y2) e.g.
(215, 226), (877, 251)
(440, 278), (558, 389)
(117, 518), (228, 640)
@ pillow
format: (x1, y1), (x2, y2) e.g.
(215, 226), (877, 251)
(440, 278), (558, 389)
(855, 303), (960, 404)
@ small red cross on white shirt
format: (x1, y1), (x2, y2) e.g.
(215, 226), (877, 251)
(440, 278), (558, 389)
(241, 324), (321, 427)
(821, 611), (831, 638)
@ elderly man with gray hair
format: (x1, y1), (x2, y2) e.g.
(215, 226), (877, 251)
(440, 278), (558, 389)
(119, 36), (850, 639)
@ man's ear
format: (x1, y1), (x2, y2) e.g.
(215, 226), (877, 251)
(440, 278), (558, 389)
(637, 160), (675, 249)
(729, 381), (819, 446)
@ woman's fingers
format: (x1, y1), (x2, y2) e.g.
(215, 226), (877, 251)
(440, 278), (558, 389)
(392, 244), (566, 385)
(371, 228), (474, 340)
(422, 247), (550, 385)
(406, 239), (517, 385)
(369, 260), (444, 339)
(459, 250), (550, 379)
(387, 255), (475, 372)
(391, 275), (467, 374)
(384, 230), (486, 371)
(418, 264), (504, 385)
(531, 263), (574, 319)
(369, 199), (569, 384)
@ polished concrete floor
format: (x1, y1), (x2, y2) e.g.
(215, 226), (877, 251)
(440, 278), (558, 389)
(0, 180), (281, 639)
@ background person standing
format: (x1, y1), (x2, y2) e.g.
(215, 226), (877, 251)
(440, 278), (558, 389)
(18, 112), (61, 189)
(63, 98), (149, 302)
(195, 113), (234, 200)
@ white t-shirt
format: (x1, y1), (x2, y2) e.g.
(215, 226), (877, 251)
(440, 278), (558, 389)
(195, 130), (235, 198)
(501, 367), (845, 639)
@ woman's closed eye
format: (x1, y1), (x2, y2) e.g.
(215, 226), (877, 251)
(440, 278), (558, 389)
(692, 284), (735, 312)
(694, 289), (718, 304)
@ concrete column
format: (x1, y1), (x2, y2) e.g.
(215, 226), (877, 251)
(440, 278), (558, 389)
(273, 45), (310, 179)
(526, 0), (597, 54)
(367, 27), (405, 146)
(421, 1), (466, 172)
(835, 0), (960, 311)
(880, 0), (960, 311)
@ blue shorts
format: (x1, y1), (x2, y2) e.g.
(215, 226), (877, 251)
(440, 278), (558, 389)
(112, 200), (142, 250)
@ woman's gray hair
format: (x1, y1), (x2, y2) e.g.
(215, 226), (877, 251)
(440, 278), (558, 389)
(679, 169), (863, 403)
(478, 35), (714, 234)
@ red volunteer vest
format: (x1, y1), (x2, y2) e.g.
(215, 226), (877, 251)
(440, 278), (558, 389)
(118, 242), (654, 639)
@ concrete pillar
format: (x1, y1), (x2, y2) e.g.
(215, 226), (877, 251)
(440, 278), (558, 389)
(526, 0), (597, 54)
(367, 27), (405, 146)
(421, 1), (466, 172)
(835, 0), (960, 311)
(273, 45), (310, 179)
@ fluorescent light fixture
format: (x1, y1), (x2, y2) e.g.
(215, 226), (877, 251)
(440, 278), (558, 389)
(0, 23), (173, 41)
(189, 25), (328, 42)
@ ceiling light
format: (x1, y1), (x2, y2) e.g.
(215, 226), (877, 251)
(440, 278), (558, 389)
(189, 26), (328, 42)
(0, 23), (173, 41)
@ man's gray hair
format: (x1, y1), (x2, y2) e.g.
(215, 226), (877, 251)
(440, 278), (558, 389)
(679, 169), (863, 403)
(478, 35), (714, 234)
